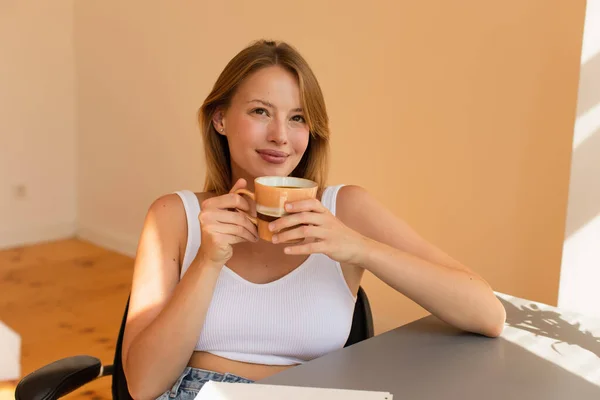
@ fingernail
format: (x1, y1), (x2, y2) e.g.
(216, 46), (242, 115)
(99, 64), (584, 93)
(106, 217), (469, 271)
(285, 204), (292, 211)
(271, 235), (278, 243)
(268, 223), (275, 231)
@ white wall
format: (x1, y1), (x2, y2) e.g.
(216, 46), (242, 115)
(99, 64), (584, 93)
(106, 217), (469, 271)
(0, 1), (77, 249)
(559, 0), (600, 318)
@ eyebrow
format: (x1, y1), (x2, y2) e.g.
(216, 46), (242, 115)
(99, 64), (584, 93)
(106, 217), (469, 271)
(247, 99), (303, 113)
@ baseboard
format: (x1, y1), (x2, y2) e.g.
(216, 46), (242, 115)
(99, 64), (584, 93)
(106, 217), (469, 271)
(76, 224), (138, 258)
(0, 222), (77, 251)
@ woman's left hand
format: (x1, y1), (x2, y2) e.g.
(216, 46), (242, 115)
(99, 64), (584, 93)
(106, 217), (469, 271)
(269, 198), (369, 265)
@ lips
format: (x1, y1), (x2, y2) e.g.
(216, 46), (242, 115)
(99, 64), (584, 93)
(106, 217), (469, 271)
(256, 149), (289, 164)
(257, 149), (289, 157)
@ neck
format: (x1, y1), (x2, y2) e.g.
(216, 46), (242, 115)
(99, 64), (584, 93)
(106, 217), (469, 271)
(230, 162), (257, 192)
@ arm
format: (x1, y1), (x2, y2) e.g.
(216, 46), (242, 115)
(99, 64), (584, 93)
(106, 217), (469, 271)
(121, 194), (222, 400)
(271, 185), (506, 338)
(337, 185), (506, 337)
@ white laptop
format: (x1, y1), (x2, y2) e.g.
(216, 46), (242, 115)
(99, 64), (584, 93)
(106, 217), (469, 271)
(195, 381), (393, 400)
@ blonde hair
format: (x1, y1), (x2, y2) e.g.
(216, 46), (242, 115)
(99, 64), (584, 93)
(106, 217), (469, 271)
(199, 40), (330, 195)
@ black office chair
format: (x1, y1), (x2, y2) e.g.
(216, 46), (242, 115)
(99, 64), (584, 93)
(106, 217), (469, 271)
(15, 287), (374, 400)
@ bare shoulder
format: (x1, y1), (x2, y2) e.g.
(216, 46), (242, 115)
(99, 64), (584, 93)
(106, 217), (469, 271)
(333, 185), (374, 226)
(144, 194), (187, 257)
(334, 185), (472, 273)
(147, 191), (215, 224)
(122, 193), (192, 364)
(146, 193), (187, 228)
(333, 184), (400, 243)
(334, 184), (414, 237)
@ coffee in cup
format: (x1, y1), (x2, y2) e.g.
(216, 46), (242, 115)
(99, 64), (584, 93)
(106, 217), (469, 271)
(235, 176), (318, 243)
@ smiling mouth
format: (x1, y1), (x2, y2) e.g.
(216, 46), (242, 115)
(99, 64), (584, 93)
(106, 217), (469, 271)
(256, 150), (289, 164)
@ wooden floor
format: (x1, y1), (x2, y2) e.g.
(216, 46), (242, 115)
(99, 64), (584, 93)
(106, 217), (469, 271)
(0, 239), (134, 400)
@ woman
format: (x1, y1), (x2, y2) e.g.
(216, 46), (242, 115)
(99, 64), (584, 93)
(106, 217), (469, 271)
(121, 40), (506, 400)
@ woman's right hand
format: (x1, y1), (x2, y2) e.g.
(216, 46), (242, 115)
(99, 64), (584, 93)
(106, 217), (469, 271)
(196, 178), (259, 266)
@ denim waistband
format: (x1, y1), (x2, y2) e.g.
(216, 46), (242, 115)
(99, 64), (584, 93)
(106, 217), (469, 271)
(169, 367), (253, 397)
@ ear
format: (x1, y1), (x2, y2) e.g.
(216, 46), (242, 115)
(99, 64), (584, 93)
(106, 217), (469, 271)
(212, 109), (226, 136)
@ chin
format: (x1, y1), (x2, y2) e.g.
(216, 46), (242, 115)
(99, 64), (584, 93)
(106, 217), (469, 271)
(253, 167), (294, 178)
(250, 159), (298, 177)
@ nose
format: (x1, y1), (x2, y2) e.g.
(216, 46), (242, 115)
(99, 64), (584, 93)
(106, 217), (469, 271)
(266, 117), (288, 145)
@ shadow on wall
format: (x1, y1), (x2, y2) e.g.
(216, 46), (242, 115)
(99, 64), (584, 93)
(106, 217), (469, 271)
(564, 51), (600, 238)
(576, 50), (600, 117)
(564, 127), (600, 238)
(498, 297), (600, 359)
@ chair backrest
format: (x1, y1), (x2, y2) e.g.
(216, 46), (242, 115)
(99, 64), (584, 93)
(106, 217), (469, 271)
(112, 296), (132, 400)
(344, 286), (375, 347)
(111, 287), (374, 399)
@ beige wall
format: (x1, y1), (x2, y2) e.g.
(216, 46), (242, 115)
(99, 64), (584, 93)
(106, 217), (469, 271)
(0, 1), (76, 250)
(75, 1), (586, 333)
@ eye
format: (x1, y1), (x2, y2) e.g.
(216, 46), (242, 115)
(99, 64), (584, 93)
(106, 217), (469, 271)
(252, 108), (269, 117)
(291, 115), (306, 123)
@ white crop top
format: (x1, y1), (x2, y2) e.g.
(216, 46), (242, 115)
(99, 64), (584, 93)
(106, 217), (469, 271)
(174, 185), (357, 366)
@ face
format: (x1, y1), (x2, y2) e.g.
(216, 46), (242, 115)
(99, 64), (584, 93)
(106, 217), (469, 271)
(213, 65), (310, 182)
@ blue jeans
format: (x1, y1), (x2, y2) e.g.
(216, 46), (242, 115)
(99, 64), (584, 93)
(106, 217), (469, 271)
(155, 367), (254, 400)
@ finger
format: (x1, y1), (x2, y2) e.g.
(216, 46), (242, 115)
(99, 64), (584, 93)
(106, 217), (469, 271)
(213, 210), (259, 237)
(272, 225), (324, 244)
(229, 178), (247, 194)
(228, 234), (255, 245)
(199, 210), (258, 239)
(212, 232), (253, 247)
(283, 241), (326, 255)
(211, 222), (258, 243)
(235, 211), (260, 237)
(229, 179), (254, 212)
(205, 209), (257, 237)
(202, 192), (251, 212)
(269, 212), (323, 233)
(285, 198), (327, 213)
(200, 178), (248, 210)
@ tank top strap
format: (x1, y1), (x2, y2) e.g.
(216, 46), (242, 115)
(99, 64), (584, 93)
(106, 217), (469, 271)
(320, 184), (346, 216)
(174, 190), (201, 277)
